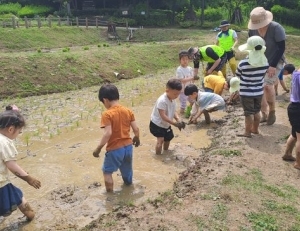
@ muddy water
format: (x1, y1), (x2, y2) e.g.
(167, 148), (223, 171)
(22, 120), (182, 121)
(0, 70), (224, 230)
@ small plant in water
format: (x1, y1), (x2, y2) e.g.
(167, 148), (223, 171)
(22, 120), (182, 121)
(23, 133), (31, 146)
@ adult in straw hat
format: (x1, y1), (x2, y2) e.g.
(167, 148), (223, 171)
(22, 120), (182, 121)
(248, 6), (286, 125)
(236, 36), (269, 137)
(215, 20), (239, 77)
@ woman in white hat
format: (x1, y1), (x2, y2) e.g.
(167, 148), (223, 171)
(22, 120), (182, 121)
(236, 36), (269, 137)
(248, 6), (286, 125)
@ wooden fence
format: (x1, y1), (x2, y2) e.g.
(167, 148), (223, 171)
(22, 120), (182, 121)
(1, 16), (128, 29)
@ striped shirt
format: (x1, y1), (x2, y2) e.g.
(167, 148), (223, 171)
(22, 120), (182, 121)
(236, 59), (269, 97)
(290, 71), (300, 103)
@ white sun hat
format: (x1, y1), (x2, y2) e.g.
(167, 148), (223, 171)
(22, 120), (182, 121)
(238, 36), (268, 67)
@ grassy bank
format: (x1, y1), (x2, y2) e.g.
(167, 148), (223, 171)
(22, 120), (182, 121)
(0, 27), (214, 98)
(0, 26), (299, 99)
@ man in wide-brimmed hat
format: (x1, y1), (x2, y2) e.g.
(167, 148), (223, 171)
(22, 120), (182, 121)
(248, 6), (286, 125)
(216, 20), (238, 77)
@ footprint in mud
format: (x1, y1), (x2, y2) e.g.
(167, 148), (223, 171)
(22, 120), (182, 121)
(50, 185), (87, 204)
(88, 181), (101, 189)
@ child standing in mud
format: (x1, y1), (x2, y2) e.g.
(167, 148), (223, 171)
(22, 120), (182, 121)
(236, 36), (269, 137)
(149, 78), (185, 155)
(176, 50), (198, 115)
(282, 68), (300, 170)
(92, 83), (140, 192)
(0, 109), (41, 221)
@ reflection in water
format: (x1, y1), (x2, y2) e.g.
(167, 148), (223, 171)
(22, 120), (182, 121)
(0, 70), (214, 230)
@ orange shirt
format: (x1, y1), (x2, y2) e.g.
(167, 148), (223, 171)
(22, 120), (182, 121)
(101, 105), (135, 151)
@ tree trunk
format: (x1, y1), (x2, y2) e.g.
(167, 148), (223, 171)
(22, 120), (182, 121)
(200, 0), (204, 26)
(231, 7), (243, 25)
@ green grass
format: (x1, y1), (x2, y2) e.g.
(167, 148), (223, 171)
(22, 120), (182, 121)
(0, 26), (299, 99)
(247, 212), (278, 231)
(212, 149), (242, 157)
(220, 168), (300, 230)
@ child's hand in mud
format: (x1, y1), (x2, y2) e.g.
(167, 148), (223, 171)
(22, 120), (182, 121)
(93, 146), (101, 158)
(132, 136), (140, 147)
(174, 121), (186, 131)
(23, 175), (41, 189)
(188, 116), (196, 125)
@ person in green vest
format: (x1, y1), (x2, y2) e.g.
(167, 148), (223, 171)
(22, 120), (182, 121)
(216, 20), (238, 77)
(187, 45), (227, 78)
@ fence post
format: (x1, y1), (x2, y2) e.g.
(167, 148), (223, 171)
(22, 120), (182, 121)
(76, 17), (79, 27)
(96, 17), (98, 28)
(58, 16), (61, 26)
(85, 18), (88, 28)
(12, 17), (16, 29)
(67, 16), (70, 26)
(48, 17), (52, 27)
(37, 16), (41, 28)
(25, 16), (29, 28)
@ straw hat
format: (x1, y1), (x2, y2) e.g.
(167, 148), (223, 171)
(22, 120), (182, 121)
(248, 7), (273, 30)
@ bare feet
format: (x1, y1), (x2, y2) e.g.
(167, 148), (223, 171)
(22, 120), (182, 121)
(251, 130), (259, 134)
(282, 155), (296, 161)
(267, 110), (276, 125)
(237, 133), (252, 138)
(294, 164), (300, 170)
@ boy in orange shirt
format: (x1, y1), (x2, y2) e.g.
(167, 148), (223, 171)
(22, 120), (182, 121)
(92, 84), (140, 192)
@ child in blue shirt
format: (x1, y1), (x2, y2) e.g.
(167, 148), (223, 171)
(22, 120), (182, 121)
(275, 64), (295, 95)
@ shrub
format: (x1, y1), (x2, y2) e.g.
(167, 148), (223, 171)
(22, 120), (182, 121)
(203, 7), (223, 22)
(18, 5), (53, 18)
(271, 5), (300, 28)
(0, 3), (21, 15)
(179, 20), (196, 28)
(0, 13), (18, 21)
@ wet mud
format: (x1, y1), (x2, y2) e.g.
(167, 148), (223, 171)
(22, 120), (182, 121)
(0, 70), (218, 230)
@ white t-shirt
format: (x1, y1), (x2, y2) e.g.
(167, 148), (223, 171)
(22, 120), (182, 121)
(151, 93), (176, 129)
(0, 133), (18, 187)
(176, 66), (193, 90)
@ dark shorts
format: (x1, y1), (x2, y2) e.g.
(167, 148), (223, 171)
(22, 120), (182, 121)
(240, 95), (262, 116)
(149, 121), (174, 142)
(287, 102), (300, 138)
(0, 183), (23, 217)
(207, 53), (227, 72)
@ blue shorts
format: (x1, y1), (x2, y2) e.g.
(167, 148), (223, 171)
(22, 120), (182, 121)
(0, 183), (23, 216)
(102, 144), (133, 185)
